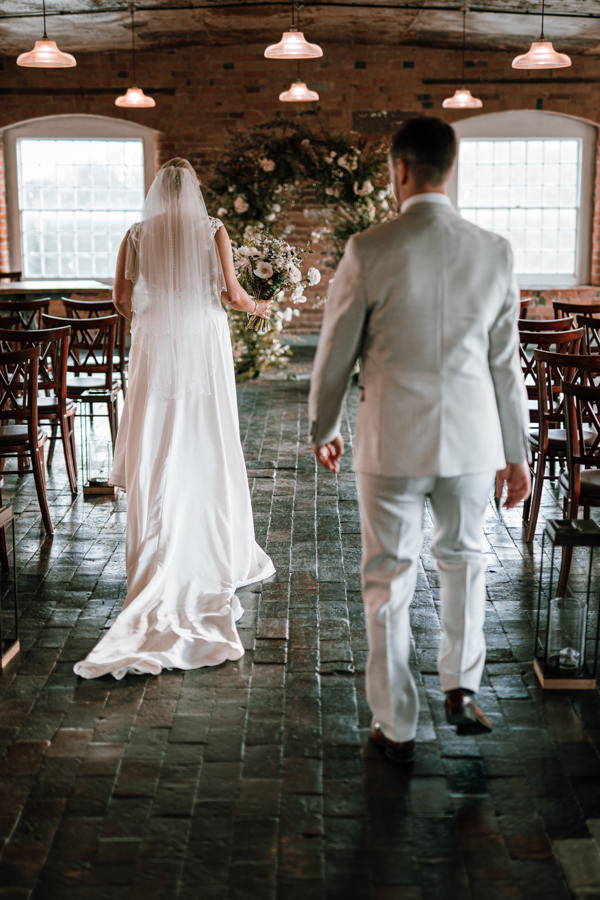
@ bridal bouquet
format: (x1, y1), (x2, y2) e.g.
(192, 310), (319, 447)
(233, 224), (321, 333)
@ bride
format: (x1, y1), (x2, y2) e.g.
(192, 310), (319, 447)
(74, 158), (275, 679)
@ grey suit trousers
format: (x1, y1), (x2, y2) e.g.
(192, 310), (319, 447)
(357, 471), (493, 743)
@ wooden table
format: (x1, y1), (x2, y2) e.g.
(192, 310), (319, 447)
(0, 280), (112, 300)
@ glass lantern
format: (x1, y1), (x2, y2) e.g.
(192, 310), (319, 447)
(547, 596), (587, 676)
(534, 519), (600, 690)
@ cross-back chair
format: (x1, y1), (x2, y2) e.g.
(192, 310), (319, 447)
(523, 351), (600, 542)
(518, 316), (576, 333)
(558, 381), (600, 592)
(0, 345), (52, 534)
(519, 328), (584, 422)
(0, 326), (77, 495)
(0, 299), (50, 331)
(61, 298), (128, 396)
(552, 301), (600, 353)
(519, 298), (531, 319)
(0, 271), (22, 282)
(42, 313), (120, 446)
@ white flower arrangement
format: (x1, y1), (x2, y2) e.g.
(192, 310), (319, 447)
(307, 267), (321, 286)
(259, 157), (276, 172)
(234, 195), (249, 214)
(254, 260), (274, 279)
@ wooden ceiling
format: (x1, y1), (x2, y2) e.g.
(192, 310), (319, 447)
(2, 1), (600, 56)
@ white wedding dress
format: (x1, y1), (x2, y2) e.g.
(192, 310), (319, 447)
(74, 174), (275, 680)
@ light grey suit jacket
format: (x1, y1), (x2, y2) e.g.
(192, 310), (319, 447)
(308, 197), (529, 477)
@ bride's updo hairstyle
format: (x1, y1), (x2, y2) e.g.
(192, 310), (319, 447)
(154, 157), (200, 207)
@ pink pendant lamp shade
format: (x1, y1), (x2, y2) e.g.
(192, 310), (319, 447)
(441, 7), (482, 111)
(114, 6), (156, 109)
(265, 2), (323, 60)
(279, 80), (319, 102)
(17, 0), (76, 68)
(512, 0), (571, 70)
(442, 88), (482, 109)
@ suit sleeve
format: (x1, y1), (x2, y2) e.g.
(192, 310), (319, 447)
(488, 241), (530, 465)
(308, 236), (367, 446)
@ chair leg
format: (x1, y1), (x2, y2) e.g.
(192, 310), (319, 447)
(31, 442), (53, 535)
(120, 365), (127, 398)
(61, 413), (78, 495)
(525, 447), (547, 542)
(558, 498), (578, 595)
(0, 525), (8, 573)
(47, 421), (58, 468)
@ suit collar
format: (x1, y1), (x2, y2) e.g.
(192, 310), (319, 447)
(400, 193), (453, 214)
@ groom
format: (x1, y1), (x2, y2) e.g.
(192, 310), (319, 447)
(308, 116), (530, 763)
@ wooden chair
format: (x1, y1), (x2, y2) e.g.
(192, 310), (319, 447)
(518, 317), (576, 333)
(0, 345), (52, 534)
(42, 314), (120, 446)
(519, 328), (584, 415)
(552, 301), (600, 353)
(0, 326), (77, 495)
(0, 272), (22, 282)
(61, 298), (128, 396)
(520, 298), (531, 319)
(558, 381), (600, 592)
(0, 299), (50, 330)
(524, 351), (600, 542)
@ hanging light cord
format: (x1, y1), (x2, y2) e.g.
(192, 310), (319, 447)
(130, 5), (137, 84)
(540, 0), (545, 41)
(461, 5), (466, 87)
(42, 0), (48, 39)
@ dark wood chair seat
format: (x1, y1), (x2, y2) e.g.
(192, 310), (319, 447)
(0, 424), (47, 444)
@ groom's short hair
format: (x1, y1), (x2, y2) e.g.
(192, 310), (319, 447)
(389, 117), (457, 187)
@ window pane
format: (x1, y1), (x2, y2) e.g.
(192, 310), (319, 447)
(17, 138), (145, 278)
(457, 138), (581, 278)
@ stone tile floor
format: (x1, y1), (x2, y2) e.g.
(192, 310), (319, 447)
(1, 374), (600, 899)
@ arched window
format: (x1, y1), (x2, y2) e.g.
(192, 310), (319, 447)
(447, 110), (597, 288)
(3, 114), (157, 280)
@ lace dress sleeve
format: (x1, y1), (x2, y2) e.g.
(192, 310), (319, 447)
(124, 223), (141, 284)
(209, 216), (224, 239)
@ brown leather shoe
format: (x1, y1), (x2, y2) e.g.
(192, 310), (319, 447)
(369, 722), (415, 763)
(445, 689), (492, 735)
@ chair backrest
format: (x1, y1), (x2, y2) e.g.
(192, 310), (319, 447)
(519, 298), (531, 319)
(0, 325), (71, 401)
(518, 317), (575, 332)
(552, 301), (600, 352)
(562, 381), (600, 473)
(534, 350), (600, 432)
(0, 298), (50, 330)
(61, 297), (127, 369)
(42, 313), (117, 388)
(519, 328), (584, 402)
(0, 345), (40, 427)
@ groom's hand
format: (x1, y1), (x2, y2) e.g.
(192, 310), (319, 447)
(496, 462), (531, 509)
(313, 435), (344, 473)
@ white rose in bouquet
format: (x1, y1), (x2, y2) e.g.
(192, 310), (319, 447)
(234, 196), (249, 213)
(288, 264), (302, 284)
(307, 267), (321, 286)
(291, 285), (305, 302)
(255, 261), (274, 279)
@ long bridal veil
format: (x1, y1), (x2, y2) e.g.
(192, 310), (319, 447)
(125, 160), (225, 398)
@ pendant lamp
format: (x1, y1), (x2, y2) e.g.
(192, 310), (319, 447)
(115, 6), (156, 109)
(442, 7), (482, 109)
(279, 80), (319, 102)
(265, 2), (323, 59)
(512, 0), (571, 69)
(17, 0), (76, 68)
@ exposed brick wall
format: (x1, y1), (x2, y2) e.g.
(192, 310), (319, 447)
(1, 40), (600, 328)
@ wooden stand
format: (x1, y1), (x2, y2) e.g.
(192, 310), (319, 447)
(533, 656), (596, 691)
(0, 505), (19, 671)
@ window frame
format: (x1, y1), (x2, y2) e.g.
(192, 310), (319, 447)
(447, 110), (597, 288)
(3, 114), (157, 282)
